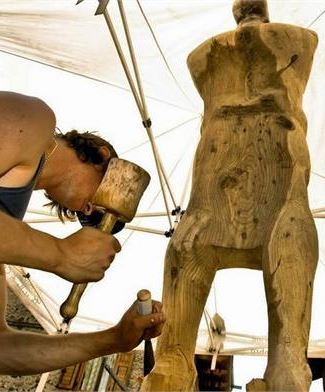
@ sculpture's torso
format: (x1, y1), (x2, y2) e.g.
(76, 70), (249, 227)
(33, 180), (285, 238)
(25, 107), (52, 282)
(186, 22), (318, 249)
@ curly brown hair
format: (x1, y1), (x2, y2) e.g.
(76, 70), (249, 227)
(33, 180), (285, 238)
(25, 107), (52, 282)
(45, 130), (118, 222)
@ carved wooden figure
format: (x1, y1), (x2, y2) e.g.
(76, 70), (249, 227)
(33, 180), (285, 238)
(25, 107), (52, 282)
(141, 0), (318, 390)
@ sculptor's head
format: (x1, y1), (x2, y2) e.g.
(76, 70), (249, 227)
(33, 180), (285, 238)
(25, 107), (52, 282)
(232, 0), (269, 25)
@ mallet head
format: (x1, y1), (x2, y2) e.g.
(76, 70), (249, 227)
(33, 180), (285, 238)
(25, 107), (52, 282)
(92, 158), (150, 222)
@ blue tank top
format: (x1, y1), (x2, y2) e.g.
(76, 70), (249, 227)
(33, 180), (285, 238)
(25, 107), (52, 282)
(0, 156), (45, 220)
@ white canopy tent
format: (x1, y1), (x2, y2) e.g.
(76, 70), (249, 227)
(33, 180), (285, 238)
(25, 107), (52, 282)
(1, 0), (325, 389)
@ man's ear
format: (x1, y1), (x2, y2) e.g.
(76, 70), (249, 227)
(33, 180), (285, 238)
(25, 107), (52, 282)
(99, 146), (111, 162)
(94, 146), (112, 171)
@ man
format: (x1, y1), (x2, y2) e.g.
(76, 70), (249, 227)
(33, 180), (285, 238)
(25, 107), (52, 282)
(0, 91), (165, 375)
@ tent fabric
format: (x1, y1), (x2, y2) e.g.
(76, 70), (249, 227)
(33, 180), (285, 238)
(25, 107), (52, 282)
(1, 0), (325, 361)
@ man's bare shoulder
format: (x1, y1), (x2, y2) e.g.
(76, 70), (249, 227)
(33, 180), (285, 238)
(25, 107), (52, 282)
(0, 91), (56, 177)
(0, 91), (55, 121)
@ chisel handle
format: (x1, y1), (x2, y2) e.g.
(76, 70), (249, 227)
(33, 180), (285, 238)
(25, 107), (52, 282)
(137, 289), (155, 376)
(137, 289), (152, 316)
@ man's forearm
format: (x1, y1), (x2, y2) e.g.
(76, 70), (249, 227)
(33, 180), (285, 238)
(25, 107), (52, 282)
(0, 327), (120, 375)
(0, 211), (60, 273)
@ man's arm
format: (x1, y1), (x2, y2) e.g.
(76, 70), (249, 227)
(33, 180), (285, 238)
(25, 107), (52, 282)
(0, 210), (122, 283)
(0, 210), (61, 272)
(0, 301), (165, 376)
(0, 327), (120, 375)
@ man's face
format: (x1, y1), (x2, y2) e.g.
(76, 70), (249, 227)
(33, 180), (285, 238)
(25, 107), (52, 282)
(47, 161), (105, 215)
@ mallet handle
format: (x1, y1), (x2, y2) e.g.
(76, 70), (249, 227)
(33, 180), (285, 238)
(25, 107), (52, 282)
(60, 212), (118, 324)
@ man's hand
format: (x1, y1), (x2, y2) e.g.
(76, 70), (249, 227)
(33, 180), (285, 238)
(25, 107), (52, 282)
(55, 227), (121, 283)
(112, 300), (165, 352)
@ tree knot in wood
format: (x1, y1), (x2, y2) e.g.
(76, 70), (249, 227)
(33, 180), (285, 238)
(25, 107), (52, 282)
(276, 115), (295, 130)
(278, 54), (299, 75)
(220, 176), (238, 189)
(234, 167), (245, 176)
(216, 95), (280, 117)
(220, 167), (248, 190)
(260, 95), (278, 110)
(171, 266), (179, 280)
(284, 335), (291, 345)
(210, 142), (218, 153)
(275, 142), (291, 167)
(238, 29), (252, 45)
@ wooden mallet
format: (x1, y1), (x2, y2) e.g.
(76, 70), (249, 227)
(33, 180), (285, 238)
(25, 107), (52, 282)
(60, 158), (150, 327)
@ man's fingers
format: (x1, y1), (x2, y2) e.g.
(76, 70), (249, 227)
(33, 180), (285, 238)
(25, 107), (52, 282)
(143, 324), (164, 340)
(140, 312), (166, 330)
(152, 300), (163, 314)
(92, 271), (105, 282)
(110, 237), (121, 252)
(107, 254), (115, 266)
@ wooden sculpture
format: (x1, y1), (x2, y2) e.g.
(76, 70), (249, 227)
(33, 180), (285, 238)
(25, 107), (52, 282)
(141, 0), (319, 390)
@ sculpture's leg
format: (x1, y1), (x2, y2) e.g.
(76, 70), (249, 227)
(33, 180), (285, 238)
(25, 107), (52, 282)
(141, 212), (217, 391)
(260, 199), (318, 391)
